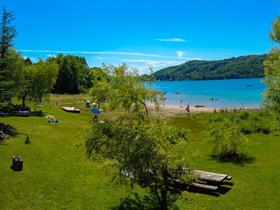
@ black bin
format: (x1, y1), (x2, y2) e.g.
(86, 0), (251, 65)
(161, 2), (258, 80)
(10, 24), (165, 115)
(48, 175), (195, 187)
(11, 155), (23, 171)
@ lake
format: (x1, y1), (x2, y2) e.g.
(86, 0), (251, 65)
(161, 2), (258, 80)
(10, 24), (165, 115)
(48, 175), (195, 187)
(151, 78), (265, 108)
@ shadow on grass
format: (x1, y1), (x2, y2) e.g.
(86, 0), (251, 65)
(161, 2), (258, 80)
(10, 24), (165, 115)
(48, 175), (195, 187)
(211, 153), (255, 166)
(110, 193), (159, 210)
(222, 181), (234, 186)
(188, 182), (233, 197)
(188, 187), (220, 197)
(217, 186), (231, 195)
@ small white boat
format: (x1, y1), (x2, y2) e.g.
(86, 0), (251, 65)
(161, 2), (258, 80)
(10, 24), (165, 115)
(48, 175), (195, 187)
(61, 107), (80, 113)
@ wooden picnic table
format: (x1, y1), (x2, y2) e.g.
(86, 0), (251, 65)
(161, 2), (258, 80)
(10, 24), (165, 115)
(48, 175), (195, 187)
(193, 169), (232, 183)
(181, 167), (232, 192)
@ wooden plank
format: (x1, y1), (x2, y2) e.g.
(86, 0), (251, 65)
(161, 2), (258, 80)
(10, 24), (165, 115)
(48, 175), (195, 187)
(193, 170), (228, 183)
(191, 182), (218, 191)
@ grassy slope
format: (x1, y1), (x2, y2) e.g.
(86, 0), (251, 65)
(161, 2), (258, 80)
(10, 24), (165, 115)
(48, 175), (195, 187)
(1, 96), (280, 209)
(170, 115), (280, 210)
(0, 96), (129, 210)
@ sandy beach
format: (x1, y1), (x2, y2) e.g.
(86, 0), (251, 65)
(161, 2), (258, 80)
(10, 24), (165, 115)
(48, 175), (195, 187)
(147, 103), (217, 116)
(147, 103), (259, 116)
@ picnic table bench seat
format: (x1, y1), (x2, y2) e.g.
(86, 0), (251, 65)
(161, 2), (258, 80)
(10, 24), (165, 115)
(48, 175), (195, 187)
(191, 182), (219, 191)
(11, 110), (31, 116)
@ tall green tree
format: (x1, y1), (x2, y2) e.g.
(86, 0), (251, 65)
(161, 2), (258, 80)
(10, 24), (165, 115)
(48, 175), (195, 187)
(50, 54), (91, 94)
(264, 17), (280, 132)
(0, 8), (15, 59)
(86, 65), (190, 210)
(33, 60), (59, 101)
(0, 8), (17, 104)
(17, 60), (58, 106)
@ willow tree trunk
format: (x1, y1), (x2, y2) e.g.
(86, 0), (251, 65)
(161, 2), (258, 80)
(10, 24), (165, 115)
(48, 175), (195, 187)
(159, 170), (169, 210)
(160, 187), (168, 210)
(21, 93), (27, 109)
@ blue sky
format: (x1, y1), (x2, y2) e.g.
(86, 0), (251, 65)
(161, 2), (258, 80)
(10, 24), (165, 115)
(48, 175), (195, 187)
(1, 0), (279, 73)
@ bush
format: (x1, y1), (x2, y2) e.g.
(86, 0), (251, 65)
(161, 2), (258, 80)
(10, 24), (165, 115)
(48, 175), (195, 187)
(0, 123), (16, 135)
(207, 117), (246, 159)
(238, 111), (272, 135)
(240, 123), (253, 135)
(239, 112), (249, 120)
(0, 103), (30, 113)
(256, 127), (270, 135)
(31, 110), (44, 116)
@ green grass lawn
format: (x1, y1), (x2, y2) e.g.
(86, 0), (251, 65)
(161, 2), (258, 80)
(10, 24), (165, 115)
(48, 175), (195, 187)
(1, 96), (280, 209)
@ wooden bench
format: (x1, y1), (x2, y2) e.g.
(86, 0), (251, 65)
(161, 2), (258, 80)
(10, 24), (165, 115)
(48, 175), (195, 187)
(191, 182), (218, 191)
(11, 111), (31, 116)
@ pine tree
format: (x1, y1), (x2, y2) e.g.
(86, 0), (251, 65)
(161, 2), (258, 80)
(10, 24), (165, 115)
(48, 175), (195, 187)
(0, 8), (16, 104)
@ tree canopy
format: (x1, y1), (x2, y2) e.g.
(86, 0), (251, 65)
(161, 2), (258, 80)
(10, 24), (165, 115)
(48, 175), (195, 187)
(49, 54), (92, 94)
(86, 64), (190, 210)
(0, 8), (18, 105)
(153, 54), (266, 81)
(17, 60), (58, 107)
(263, 16), (280, 133)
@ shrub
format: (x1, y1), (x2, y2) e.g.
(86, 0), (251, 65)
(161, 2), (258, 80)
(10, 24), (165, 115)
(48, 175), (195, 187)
(0, 103), (30, 113)
(238, 111), (272, 135)
(0, 123), (16, 135)
(239, 112), (250, 120)
(240, 123), (253, 135)
(31, 110), (44, 116)
(207, 117), (246, 159)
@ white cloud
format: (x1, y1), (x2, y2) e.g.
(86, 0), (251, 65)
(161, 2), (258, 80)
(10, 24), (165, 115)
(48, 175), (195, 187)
(19, 49), (204, 73)
(47, 54), (56, 58)
(156, 38), (186, 43)
(17, 49), (197, 60)
(18, 49), (163, 58)
(176, 51), (185, 58)
(121, 59), (184, 74)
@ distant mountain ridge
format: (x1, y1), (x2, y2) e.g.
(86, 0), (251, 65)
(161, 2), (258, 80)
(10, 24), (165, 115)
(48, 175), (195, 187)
(153, 54), (266, 80)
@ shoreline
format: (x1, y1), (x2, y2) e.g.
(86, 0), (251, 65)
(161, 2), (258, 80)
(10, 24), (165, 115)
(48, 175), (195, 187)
(147, 103), (260, 115)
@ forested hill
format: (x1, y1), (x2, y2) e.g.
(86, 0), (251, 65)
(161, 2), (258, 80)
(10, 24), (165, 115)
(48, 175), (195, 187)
(153, 54), (266, 80)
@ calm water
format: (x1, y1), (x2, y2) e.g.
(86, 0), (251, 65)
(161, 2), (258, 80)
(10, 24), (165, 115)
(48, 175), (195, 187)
(150, 78), (265, 108)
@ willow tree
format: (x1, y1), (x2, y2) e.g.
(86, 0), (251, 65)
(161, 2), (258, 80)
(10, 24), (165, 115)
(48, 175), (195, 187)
(207, 117), (246, 160)
(16, 60), (58, 107)
(263, 17), (280, 133)
(86, 65), (190, 210)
